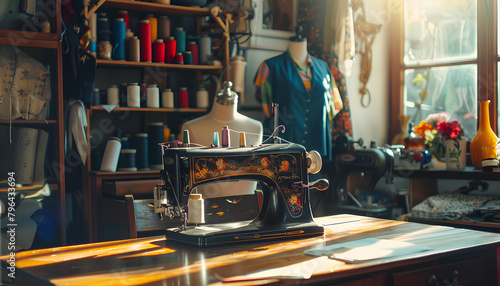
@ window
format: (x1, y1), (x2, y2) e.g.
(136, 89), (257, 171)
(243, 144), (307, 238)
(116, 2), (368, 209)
(390, 0), (497, 142)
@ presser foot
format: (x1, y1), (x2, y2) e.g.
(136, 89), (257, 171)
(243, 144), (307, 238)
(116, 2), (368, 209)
(164, 220), (324, 247)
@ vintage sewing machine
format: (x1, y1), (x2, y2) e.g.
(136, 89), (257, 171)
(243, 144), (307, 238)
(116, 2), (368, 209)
(154, 143), (329, 247)
(332, 136), (395, 216)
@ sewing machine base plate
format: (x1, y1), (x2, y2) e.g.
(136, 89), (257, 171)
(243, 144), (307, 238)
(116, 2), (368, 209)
(165, 220), (324, 247)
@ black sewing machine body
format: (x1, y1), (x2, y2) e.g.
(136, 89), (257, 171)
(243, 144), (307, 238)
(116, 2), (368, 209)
(156, 143), (327, 247)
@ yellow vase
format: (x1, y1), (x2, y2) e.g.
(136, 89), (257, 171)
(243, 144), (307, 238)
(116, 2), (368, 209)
(470, 100), (499, 169)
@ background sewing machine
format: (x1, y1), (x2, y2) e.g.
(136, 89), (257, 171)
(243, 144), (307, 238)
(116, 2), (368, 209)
(154, 142), (328, 247)
(331, 135), (395, 217)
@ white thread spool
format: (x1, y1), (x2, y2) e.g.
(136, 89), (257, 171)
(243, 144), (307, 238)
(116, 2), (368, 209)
(187, 193), (205, 224)
(196, 87), (209, 108)
(107, 85), (119, 105)
(100, 137), (121, 172)
(146, 84), (160, 108)
(162, 88), (174, 108)
(199, 34), (211, 64)
(127, 82), (140, 107)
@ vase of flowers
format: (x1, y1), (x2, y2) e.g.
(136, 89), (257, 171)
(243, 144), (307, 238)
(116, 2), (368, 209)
(437, 120), (466, 170)
(413, 112), (450, 161)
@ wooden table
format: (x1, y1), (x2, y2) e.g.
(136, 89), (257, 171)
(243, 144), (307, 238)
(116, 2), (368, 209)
(4, 215), (500, 286)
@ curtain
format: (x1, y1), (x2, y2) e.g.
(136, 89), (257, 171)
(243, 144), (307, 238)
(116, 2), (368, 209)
(297, 0), (353, 139)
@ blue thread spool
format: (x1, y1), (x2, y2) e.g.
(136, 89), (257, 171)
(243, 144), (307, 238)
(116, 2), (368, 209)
(147, 123), (164, 170)
(182, 51), (193, 64)
(113, 18), (126, 60)
(117, 149), (137, 171)
(132, 133), (149, 171)
(174, 27), (186, 53)
(121, 136), (130, 149)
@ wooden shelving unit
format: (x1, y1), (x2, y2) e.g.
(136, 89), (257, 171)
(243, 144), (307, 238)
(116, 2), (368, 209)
(82, 1), (231, 242)
(0, 0), (66, 246)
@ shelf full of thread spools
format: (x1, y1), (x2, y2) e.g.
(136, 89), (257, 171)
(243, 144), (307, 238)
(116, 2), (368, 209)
(89, 1), (224, 69)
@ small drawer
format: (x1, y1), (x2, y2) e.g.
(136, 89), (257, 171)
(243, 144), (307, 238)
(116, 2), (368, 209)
(102, 179), (160, 197)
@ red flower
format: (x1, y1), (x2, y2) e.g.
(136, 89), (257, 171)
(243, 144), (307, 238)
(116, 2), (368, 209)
(437, 120), (464, 140)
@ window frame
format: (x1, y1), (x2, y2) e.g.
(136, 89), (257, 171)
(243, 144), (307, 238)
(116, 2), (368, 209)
(389, 0), (498, 143)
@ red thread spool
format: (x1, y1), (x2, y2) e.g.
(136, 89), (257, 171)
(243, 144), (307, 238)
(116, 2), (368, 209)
(165, 37), (176, 63)
(139, 20), (152, 62)
(174, 52), (184, 64)
(187, 41), (198, 65)
(117, 10), (129, 30)
(153, 39), (165, 63)
(179, 87), (189, 108)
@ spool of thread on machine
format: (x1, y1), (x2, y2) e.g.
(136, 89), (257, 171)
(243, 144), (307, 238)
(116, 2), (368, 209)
(182, 130), (190, 146)
(178, 87), (189, 108)
(139, 20), (152, 62)
(117, 149), (137, 171)
(148, 122), (164, 170)
(107, 85), (119, 105)
(165, 37), (176, 63)
(221, 126), (230, 147)
(127, 83), (140, 107)
(113, 18), (126, 60)
(132, 133), (149, 170)
(212, 132), (219, 147)
(100, 136), (121, 172)
(187, 194), (205, 224)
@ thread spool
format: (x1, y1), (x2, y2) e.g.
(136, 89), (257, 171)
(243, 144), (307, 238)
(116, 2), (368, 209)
(163, 126), (171, 142)
(212, 132), (219, 147)
(139, 20), (152, 62)
(140, 83), (148, 107)
(107, 85), (119, 105)
(196, 86), (209, 108)
(187, 41), (198, 65)
(117, 149), (137, 171)
(145, 14), (158, 43)
(199, 35), (211, 64)
(183, 51), (193, 64)
(162, 88), (174, 108)
(121, 136), (130, 149)
(128, 36), (140, 62)
(89, 12), (97, 41)
(187, 194), (205, 224)
(221, 126), (229, 147)
(174, 53), (184, 64)
(174, 27), (186, 53)
(168, 134), (178, 147)
(100, 137), (121, 172)
(127, 83), (140, 107)
(92, 88), (100, 106)
(89, 41), (96, 56)
(182, 130), (190, 146)
(229, 56), (246, 99)
(132, 133), (149, 170)
(148, 122), (164, 170)
(165, 37), (176, 63)
(117, 10), (129, 30)
(153, 39), (166, 63)
(112, 18), (126, 60)
(239, 132), (246, 147)
(147, 84), (160, 108)
(179, 87), (189, 108)
(119, 83), (128, 107)
(97, 17), (111, 42)
(158, 16), (171, 39)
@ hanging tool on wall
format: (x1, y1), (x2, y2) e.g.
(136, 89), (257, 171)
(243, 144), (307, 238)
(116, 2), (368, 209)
(353, 0), (381, 108)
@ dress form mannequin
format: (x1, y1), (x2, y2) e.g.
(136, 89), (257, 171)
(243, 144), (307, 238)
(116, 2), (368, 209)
(288, 39), (308, 71)
(182, 81), (263, 198)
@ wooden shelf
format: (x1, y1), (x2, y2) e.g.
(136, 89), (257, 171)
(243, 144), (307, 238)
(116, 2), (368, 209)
(91, 106), (208, 112)
(0, 30), (59, 42)
(96, 59), (223, 71)
(0, 120), (57, 125)
(101, 0), (211, 16)
(0, 34), (59, 49)
(395, 166), (500, 181)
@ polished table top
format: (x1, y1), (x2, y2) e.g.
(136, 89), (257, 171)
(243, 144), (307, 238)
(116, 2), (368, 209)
(5, 214), (500, 285)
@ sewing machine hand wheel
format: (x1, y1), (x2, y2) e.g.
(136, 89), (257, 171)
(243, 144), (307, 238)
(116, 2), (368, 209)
(307, 150), (322, 174)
